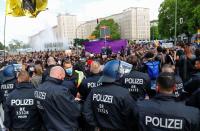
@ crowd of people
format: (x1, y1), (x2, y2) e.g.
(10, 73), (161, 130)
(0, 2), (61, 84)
(0, 42), (200, 131)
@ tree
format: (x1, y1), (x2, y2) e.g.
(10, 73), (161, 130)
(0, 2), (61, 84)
(8, 39), (26, 51)
(150, 26), (159, 40)
(158, 0), (200, 39)
(92, 19), (121, 40)
(0, 42), (5, 50)
(73, 38), (89, 47)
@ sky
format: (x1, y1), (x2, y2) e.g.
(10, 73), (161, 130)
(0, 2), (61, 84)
(0, 0), (164, 44)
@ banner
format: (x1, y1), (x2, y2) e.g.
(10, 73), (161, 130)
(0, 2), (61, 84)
(84, 39), (128, 54)
(6, 0), (48, 17)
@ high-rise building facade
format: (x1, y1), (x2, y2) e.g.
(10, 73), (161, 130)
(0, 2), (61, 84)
(29, 13), (77, 51)
(29, 7), (150, 51)
(77, 7), (150, 41)
(57, 13), (77, 44)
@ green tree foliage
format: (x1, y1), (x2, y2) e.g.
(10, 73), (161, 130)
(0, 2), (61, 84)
(158, 0), (200, 38)
(0, 42), (5, 50)
(8, 39), (27, 51)
(151, 26), (159, 40)
(92, 19), (121, 40)
(73, 38), (89, 47)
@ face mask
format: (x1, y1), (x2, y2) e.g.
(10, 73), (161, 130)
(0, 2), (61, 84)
(65, 67), (73, 76)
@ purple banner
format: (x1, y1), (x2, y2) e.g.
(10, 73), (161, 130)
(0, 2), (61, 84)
(84, 39), (128, 54)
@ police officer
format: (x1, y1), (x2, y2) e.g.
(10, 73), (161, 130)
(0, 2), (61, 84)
(78, 62), (102, 131)
(0, 65), (17, 107)
(161, 64), (184, 98)
(186, 89), (200, 110)
(4, 70), (42, 131)
(35, 66), (81, 131)
(137, 72), (200, 131)
(120, 55), (151, 100)
(83, 60), (138, 131)
(79, 61), (102, 101)
(184, 57), (200, 94)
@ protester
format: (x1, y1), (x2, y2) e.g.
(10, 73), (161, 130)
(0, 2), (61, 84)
(155, 46), (165, 65)
(31, 64), (43, 88)
(41, 56), (56, 83)
(0, 41), (200, 131)
(176, 43), (196, 82)
(142, 51), (160, 97)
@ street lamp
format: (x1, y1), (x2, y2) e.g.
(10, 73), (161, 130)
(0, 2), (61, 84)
(174, 0), (177, 45)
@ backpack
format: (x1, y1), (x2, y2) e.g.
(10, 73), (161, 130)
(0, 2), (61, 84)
(145, 61), (160, 80)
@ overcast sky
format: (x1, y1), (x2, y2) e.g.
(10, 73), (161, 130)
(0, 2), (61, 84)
(0, 0), (164, 44)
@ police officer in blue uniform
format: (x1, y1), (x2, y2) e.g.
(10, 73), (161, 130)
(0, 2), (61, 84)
(186, 89), (200, 110)
(137, 72), (200, 131)
(79, 61), (102, 101)
(161, 64), (184, 98)
(4, 70), (42, 131)
(83, 60), (138, 131)
(35, 66), (81, 131)
(78, 61), (102, 131)
(184, 57), (200, 94)
(120, 55), (151, 100)
(0, 65), (17, 107)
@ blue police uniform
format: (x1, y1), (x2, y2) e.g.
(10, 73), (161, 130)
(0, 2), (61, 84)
(186, 88), (200, 109)
(184, 72), (200, 94)
(4, 82), (42, 131)
(174, 75), (184, 97)
(137, 94), (200, 131)
(79, 73), (102, 101)
(0, 65), (17, 107)
(83, 60), (137, 131)
(83, 83), (138, 131)
(120, 70), (151, 100)
(34, 77), (81, 131)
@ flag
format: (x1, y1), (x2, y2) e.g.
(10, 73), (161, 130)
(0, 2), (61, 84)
(6, 0), (48, 17)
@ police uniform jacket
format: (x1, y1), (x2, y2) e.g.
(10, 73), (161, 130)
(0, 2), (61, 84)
(186, 88), (200, 109)
(35, 77), (81, 131)
(62, 79), (77, 97)
(120, 71), (151, 100)
(83, 83), (138, 131)
(184, 72), (200, 94)
(4, 82), (42, 131)
(174, 75), (184, 97)
(0, 77), (17, 107)
(137, 94), (200, 131)
(79, 73), (102, 101)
